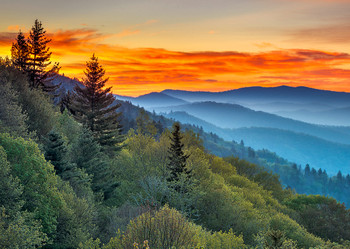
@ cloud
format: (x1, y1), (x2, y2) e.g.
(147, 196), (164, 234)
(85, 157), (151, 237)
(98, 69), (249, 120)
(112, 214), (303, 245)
(0, 32), (17, 46)
(7, 25), (20, 31)
(1, 27), (350, 96)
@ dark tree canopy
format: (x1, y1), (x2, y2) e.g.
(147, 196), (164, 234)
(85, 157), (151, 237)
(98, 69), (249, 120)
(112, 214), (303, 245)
(11, 19), (59, 92)
(71, 54), (123, 155)
(167, 122), (191, 183)
(11, 31), (29, 71)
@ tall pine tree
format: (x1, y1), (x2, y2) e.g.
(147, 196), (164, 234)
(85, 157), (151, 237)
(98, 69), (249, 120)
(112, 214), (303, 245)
(26, 19), (60, 92)
(11, 31), (29, 71)
(71, 54), (123, 155)
(167, 122), (191, 183)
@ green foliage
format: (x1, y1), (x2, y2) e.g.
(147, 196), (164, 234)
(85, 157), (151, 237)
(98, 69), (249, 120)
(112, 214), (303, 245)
(0, 60), (57, 139)
(122, 205), (197, 248)
(269, 213), (323, 248)
(0, 77), (30, 138)
(70, 128), (118, 201)
(284, 195), (350, 243)
(136, 109), (158, 136)
(0, 133), (97, 248)
(102, 205), (246, 249)
(55, 110), (82, 144)
(0, 145), (47, 248)
(44, 130), (70, 175)
(198, 229), (246, 249)
(53, 180), (96, 248)
(254, 229), (298, 249)
(0, 133), (62, 238)
(0, 208), (47, 249)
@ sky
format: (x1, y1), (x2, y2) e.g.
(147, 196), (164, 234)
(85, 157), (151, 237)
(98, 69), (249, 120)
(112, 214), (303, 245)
(1, 0), (350, 96)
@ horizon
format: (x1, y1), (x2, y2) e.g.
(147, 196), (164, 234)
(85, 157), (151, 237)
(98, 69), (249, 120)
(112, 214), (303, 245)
(2, 1), (350, 96)
(113, 84), (350, 98)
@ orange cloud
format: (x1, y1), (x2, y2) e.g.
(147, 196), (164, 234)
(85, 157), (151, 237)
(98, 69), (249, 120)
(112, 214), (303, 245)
(1, 28), (350, 96)
(7, 25), (20, 31)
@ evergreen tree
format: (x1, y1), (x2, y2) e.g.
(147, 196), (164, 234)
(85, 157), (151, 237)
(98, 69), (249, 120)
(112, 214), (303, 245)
(26, 19), (60, 92)
(11, 31), (29, 71)
(71, 54), (123, 155)
(70, 128), (118, 200)
(44, 130), (93, 199)
(44, 130), (69, 175)
(167, 122), (191, 183)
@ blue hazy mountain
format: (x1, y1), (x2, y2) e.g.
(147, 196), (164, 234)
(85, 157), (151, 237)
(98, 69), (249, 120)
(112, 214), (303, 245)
(162, 86), (350, 107)
(161, 86), (350, 126)
(165, 110), (350, 175)
(155, 101), (350, 145)
(275, 106), (350, 126)
(113, 92), (188, 108)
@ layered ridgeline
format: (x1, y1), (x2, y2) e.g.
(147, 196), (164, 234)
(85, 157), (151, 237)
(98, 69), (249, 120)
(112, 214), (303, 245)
(120, 89), (350, 176)
(121, 86), (350, 126)
(162, 86), (350, 126)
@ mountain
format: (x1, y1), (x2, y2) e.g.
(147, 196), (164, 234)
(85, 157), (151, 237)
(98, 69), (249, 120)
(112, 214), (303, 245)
(164, 111), (231, 139)
(114, 92), (188, 109)
(155, 101), (350, 145)
(275, 106), (350, 126)
(51, 74), (83, 93)
(228, 127), (350, 175)
(164, 110), (350, 174)
(162, 86), (350, 108)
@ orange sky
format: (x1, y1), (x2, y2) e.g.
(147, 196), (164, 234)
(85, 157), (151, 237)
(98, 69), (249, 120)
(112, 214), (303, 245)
(1, 0), (350, 96)
(1, 27), (350, 96)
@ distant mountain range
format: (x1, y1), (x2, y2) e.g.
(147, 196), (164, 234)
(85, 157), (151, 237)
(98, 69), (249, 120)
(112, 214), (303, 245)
(53, 77), (350, 174)
(157, 101), (350, 145)
(162, 86), (350, 108)
(117, 86), (350, 126)
(164, 111), (350, 175)
(114, 92), (188, 108)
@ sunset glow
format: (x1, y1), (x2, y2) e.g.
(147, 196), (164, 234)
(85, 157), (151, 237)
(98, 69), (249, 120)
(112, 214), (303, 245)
(1, 0), (350, 96)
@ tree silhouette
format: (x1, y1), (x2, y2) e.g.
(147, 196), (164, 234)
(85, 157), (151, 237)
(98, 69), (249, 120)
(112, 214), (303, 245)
(71, 54), (123, 155)
(11, 31), (29, 71)
(167, 122), (191, 183)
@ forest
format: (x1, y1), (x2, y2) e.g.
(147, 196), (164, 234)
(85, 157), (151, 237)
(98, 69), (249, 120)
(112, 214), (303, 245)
(1, 20), (350, 249)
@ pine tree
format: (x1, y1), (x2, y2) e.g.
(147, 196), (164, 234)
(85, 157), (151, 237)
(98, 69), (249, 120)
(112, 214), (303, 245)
(26, 19), (60, 92)
(71, 128), (118, 200)
(11, 31), (29, 71)
(44, 130), (92, 198)
(71, 54), (123, 155)
(167, 122), (191, 183)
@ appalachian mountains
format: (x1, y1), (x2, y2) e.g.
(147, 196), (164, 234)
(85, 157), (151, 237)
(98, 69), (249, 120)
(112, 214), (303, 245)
(165, 111), (350, 175)
(162, 86), (350, 108)
(155, 102), (350, 145)
(228, 127), (350, 175)
(274, 107), (350, 126)
(164, 111), (232, 140)
(114, 92), (188, 109)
